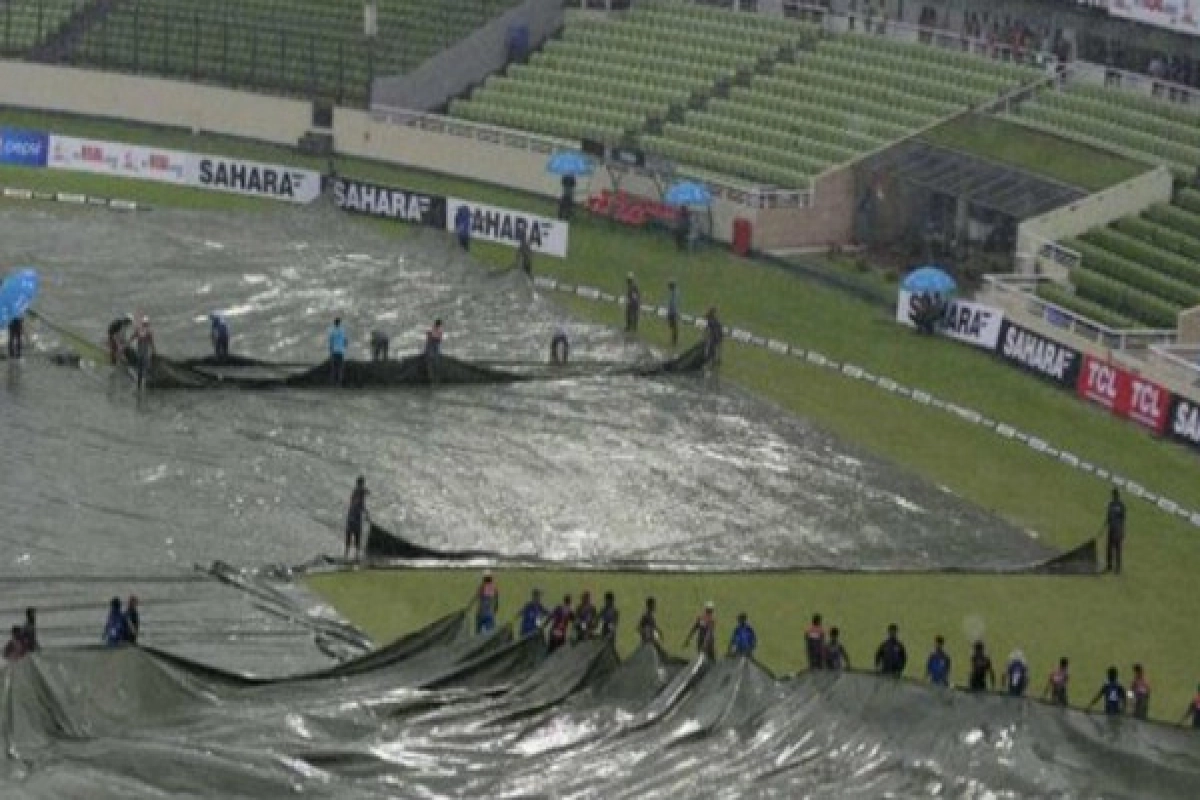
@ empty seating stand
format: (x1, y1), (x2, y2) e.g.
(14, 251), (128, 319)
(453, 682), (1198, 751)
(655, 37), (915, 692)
(0, 0), (86, 56)
(452, 1), (1038, 190)
(62, 0), (521, 106)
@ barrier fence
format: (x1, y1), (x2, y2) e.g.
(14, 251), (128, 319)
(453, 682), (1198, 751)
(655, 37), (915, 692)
(982, 275), (1178, 353)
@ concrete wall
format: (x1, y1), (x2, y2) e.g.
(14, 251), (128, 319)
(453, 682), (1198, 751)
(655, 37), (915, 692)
(1016, 165), (1173, 276)
(0, 61), (312, 145)
(756, 166), (856, 250)
(334, 109), (564, 198)
(372, 0), (564, 112)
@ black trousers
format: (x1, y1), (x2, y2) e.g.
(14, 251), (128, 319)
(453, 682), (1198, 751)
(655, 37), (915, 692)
(1106, 531), (1124, 574)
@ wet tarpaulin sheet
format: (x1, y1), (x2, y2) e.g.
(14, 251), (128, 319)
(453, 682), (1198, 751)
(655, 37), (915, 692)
(0, 610), (1197, 799)
(362, 522), (1101, 574)
(127, 341), (712, 390)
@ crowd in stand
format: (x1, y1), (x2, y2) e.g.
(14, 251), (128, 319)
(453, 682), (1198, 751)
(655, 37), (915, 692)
(473, 575), (1200, 727)
(2, 598), (140, 663)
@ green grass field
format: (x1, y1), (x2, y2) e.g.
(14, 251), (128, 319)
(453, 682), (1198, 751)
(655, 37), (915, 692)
(3, 108), (1199, 722)
(921, 114), (1149, 191)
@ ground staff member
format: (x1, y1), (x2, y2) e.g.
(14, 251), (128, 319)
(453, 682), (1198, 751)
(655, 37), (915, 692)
(1104, 487), (1126, 574)
(328, 317), (347, 386)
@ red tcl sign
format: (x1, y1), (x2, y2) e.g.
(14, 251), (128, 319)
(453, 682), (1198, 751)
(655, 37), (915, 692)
(1077, 355), (1169, 433)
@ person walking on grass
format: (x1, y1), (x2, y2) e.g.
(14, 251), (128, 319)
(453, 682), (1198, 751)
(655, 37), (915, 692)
(1044, 657), (1070, 706)
(1003, 650), (1029, 697)
(728, 612), (757, 658)
(624, 273), (641, 333)
(475, 570), (499, 635)
(666, 279), (680, 347)
(805, 614), (826, 671)
(344, 476), (369, 561)
(824, 627), (851, 670)
(638, 597), (661, 645)
(1181, 683), (1200, 728)
(684, 600), (717, 660)
(1088, 666), (1127, 716)
(1131, 663), (1151, 720)
(967, 640), (996, 693)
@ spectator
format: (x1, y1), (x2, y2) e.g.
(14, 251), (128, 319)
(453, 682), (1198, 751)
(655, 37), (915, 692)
(824, 626), (851, 670)
(926, 635), (951, 687)
(125, 596), (140, 645)
(875, 623), (907, 677)
(597, 591), (618, 639)
(1088, 666), (1127, 716)
(805, 614), (826, 670)
(638, 597), (661, 645)
(3, 625), (24, 662)
(547, 595), (574, 653)
(684, 600), (717, 660)
(1044, 657), (1070, 706)
(1105, 487), (1126, 574)
(1003, 650), (1029, 697)
(574, 591), (597, 642)
(475, 570), (498, 635)
(1131, 663), (1151, 720)
(518, 589), (546, 639)
(103, 597), (127, 647)
(728, 612), (757, 658)
(20, 607), (38, 654)
(968, 641), (996, 692)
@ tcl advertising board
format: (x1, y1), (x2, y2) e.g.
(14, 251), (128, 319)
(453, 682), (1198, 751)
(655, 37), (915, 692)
(1076, 355), (1170, 433)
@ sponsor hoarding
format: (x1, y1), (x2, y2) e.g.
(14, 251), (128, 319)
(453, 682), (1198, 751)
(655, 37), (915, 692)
(192, 155), (320, 203)
(1167, 393), (1200, 451)
(994, 320), (1082, 390)
(48, 134), (190, 183)
(446, 197), (569, 258)
(895, 291), (1005, 350)
(1110, 0), (1200, 36)
(332, 177), (446, 228)
(1077, 354), (1170, 433)
(0, 128), (48, 167)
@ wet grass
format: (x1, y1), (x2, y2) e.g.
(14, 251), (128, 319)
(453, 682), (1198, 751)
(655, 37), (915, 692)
(3, 107), (1198, 722)
(920, 114), (1148, 191)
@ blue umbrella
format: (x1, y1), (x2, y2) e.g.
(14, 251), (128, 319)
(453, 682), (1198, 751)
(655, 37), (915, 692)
(546, 151), (594, 177)
(0, 268), (39, 328)
(902, 266), (956, 295)
(665, 181), (712, 207)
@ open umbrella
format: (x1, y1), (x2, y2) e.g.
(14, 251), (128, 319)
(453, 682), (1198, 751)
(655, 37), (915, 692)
(901, 266), (956, 295)
(546, 151), (594, 177)
(664, 180), (712, 207)
(0, 268), (39, 327)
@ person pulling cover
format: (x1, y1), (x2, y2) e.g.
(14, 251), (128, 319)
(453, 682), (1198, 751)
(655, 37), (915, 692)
(6, 315), (24, 359)
(131, 317), (156, 390)
(328, 317), (347, 386)
(345, 476), (369, 561)
(107, 314), (134, 365)
(551, 326), (569, 365)
(210, 314), (230, 361)
(704, 306), (723, 367)
(370, 330), (390, 362)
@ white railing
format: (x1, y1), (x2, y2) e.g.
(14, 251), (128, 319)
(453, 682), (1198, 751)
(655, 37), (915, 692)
(982, 274), (1178, 351)
(369, 106), (814, 209)
(1148, 344), (1200, 384)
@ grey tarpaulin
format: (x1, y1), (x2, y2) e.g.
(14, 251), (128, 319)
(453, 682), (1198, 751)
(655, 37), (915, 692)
(0, 610), (1196, 798)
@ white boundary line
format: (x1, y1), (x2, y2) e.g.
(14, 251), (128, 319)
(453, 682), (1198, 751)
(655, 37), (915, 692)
(534, 275), (1200, 529)
(1, 186), (141, 211)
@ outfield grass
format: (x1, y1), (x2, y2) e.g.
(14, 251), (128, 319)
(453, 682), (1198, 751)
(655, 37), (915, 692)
(3, 107), (1199, 721)
(921, 114), (1149, 191)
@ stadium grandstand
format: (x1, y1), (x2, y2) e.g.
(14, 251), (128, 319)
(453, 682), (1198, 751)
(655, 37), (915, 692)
(2, 0), (524, 105)
(1008, 82), (1200, 182)
(1041, 189), (1200, 330)
(451, 0), (1042, 189)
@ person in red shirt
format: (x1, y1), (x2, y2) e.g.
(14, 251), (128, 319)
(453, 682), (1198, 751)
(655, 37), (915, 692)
(547, 595), (574, 653)
(1044, 657), (1070, 706)
(805, 613), (826, 670)
(1130, 663), (1150, 720)
(684, 601), (717, 660)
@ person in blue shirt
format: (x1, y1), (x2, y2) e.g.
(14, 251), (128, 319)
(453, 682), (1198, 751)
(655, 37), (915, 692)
(518, 589), (546, 639)
(328, 317), (347, 386)
(666, 279), (680, 347)
(103, 597), (128, 647)
(1089, 666), (1127, 716)
(1003, 650), (1029, 697)
(926, 635), (951, 687)
(454, 205), (471, 251)
(210, 313), (230, 360)
(728, 612), (756, 658)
